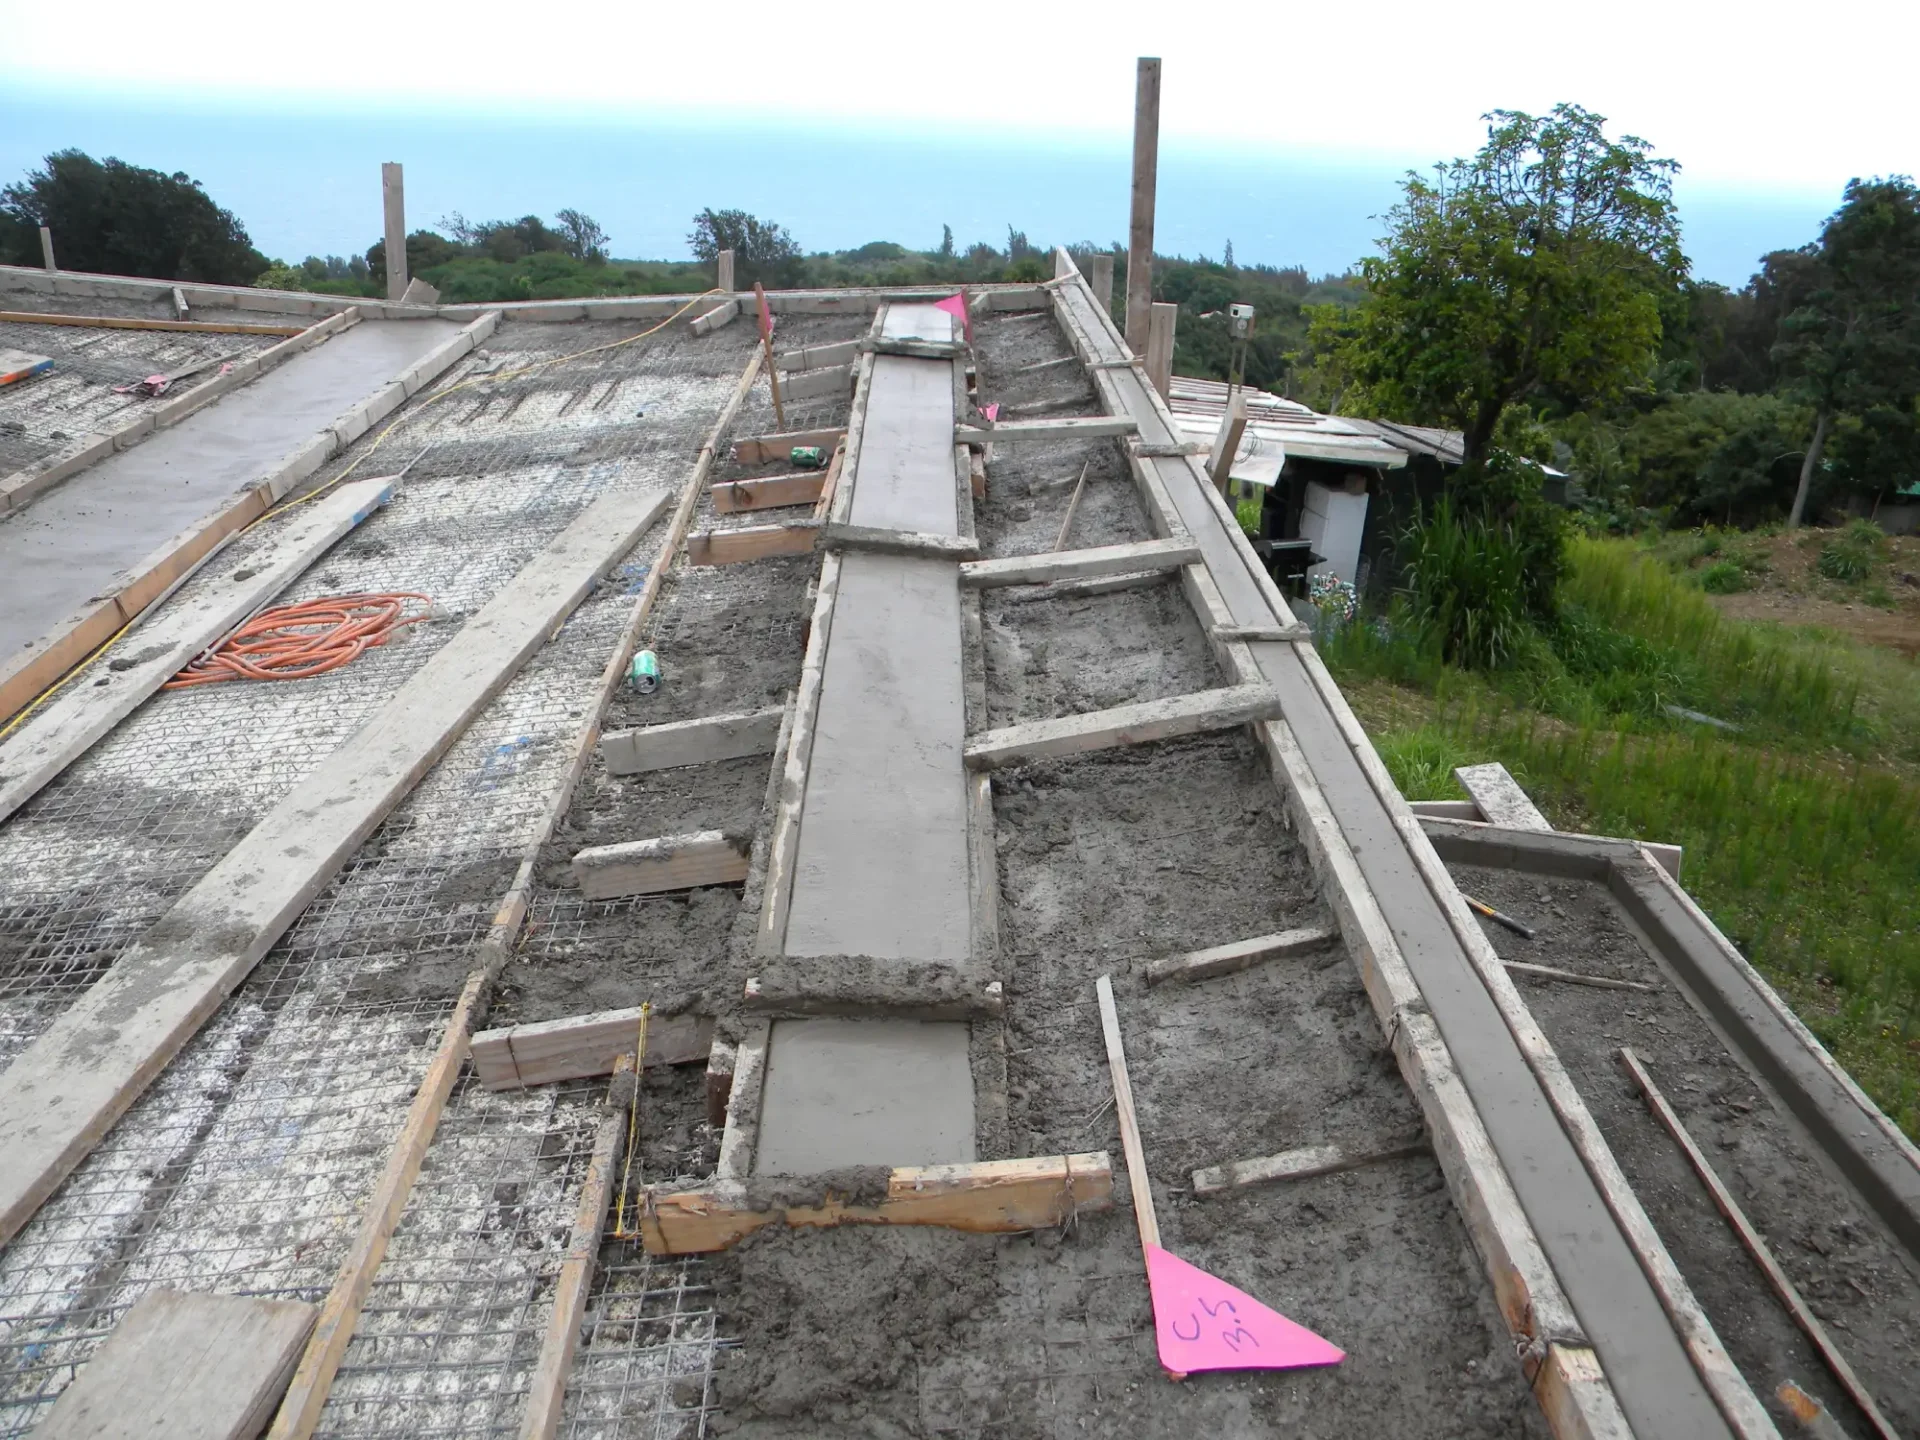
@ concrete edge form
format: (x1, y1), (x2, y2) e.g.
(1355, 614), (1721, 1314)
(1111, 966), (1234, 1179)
(1426, 817), (1920, 1265)
(0, 483), (672, 1249)
(0, 308), (363, 515)
(1045, 246), (1728, 1440)
(0, 310), (498, 729)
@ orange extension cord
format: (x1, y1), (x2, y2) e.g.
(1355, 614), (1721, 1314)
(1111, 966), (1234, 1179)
(164, 593), (433, 689)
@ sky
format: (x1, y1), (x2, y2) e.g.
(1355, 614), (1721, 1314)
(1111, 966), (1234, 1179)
(2, 0), (1914, 285)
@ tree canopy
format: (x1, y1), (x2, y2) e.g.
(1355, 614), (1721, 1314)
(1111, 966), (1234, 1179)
(1319, 104), (1685, 468)
(1773, 177), (1920, 525)
(687, 208), (801, 287)
(0, 149), (265, 285)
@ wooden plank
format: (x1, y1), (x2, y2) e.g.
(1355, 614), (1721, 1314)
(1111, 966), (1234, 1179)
(1407, 799), (1483, 821)
(1125, 57), (1161, 355)
(1506, 962), (1656, 994)
(1621, 1048), (1898, 1440)
(270, 351), (765, 1440)
(955, 415), (1137, 445)
(777, 338), (859, 372)
(732, 427), (846, 465)
(964, 683), (1280, 772)
(711, 473), (826, 513)
(36, 1290), (317, 1440)
(1455, 761), (1552, 831)
(1214, 623), (1309, 642)
(688, 298), (740, 337)
(0, 309), (305, 336)
(599, 707), (783, 775)
(639, 1152), (1114, 1255)
(685, 523), (818, 566)
(1144, 302), (1176, 401)
(0, 485), (672, 1248)
(780, 363), (853, 401)
(1192, 1139), (1428, 1197)
(519, 1058), (633, 1440)
(819, 522), (980, 561)
(1144, 924), (1336, 987)
(0, 476), (396, 824)
(1053, 459), (1091, 550)
(1095, 974), (1161, 1259)
(572, 830), (749, 900)
(471, 1009), (713, 1089)
(960, 537), (1198, 589)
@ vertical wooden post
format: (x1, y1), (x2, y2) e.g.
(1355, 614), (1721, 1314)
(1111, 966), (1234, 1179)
(1124, 57), (1162, 357)
(381, 163), (407, 303)
(38, 227), (55, 273)
(1207, 389), (1247, 494)
(754, 282), (786, 429)
(1089, 254), (1114, 317)
(717, 249), (735, 292)
(1145, 302), (1176, 401)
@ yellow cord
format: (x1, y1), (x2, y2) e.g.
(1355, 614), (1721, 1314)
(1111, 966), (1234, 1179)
(0, 291), (723, 745)
(612, 1001), (652, 1239)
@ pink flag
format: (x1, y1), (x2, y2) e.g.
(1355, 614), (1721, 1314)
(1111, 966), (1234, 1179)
(1146, 1245), (1343, 1378)
(981, 403), (1000, 423)
(933, 292), (974, 345)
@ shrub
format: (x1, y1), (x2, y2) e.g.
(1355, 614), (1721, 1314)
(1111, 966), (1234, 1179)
(1374, 728), (1473, 799)
(1818, 540), (1873, 583)
(1700, 560), (1750, 593)
(1400, 498), (1535, 670)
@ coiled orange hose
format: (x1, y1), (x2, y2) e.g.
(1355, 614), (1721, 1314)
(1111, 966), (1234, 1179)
(165, 593), (433, 689)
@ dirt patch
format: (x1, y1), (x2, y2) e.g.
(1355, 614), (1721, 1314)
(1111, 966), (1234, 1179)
(973, 436), (1150, 562)
(1454, 862), (1920, 1437)
(1698, 528), (1920, 657)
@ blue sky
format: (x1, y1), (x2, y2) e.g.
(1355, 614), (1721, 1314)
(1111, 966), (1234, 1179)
(2, 0), (1909, 287)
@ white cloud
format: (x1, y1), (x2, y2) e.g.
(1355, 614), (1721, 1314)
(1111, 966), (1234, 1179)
(1, 0), (1913, 193)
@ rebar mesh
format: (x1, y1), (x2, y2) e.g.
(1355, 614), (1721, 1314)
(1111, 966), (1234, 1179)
(556, 1246), (726, 1440)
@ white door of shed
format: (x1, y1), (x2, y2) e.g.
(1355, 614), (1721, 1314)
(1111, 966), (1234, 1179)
(1300, 480), (1369, 584)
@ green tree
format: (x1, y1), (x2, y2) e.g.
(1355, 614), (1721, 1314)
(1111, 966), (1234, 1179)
(1774, 177), (1920, 526)
(554, 209), (608, 264)
(1321, 104), (1684, 468)
(1, 149), (265, 284)
(686, 208), (801, 286)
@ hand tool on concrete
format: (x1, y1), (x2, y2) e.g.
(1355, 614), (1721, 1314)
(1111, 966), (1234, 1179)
(1462, 892), (1536, 939)
(113, 347), (249, 397)
(1621, 1049), (1900, 1440)
(1095, 974), (1343, 1379)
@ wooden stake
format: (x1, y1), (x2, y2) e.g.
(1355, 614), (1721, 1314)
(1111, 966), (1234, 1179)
(381, 162), (408, 302)
(1125, 58), (1162, 357)
(1095, 974), (1160, 1251)
(1620, 1048), (1901, 1440)
(1053, 460), (1091, 551)
(756, 282), (786, 429)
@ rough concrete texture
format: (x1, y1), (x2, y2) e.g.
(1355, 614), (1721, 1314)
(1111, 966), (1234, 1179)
(706, 731), (1546, 1438)
(973, 435), (1148, 560)
(0, 319), (458, 659)
(753, 1017), (977, 1172)
(1458, 863), (1920, 1439)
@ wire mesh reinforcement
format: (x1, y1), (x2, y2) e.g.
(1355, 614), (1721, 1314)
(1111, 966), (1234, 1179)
(0, 317), (773, 1436)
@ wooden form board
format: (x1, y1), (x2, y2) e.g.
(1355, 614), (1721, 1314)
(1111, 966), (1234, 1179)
(571, 830), (750, 900)
(780, 363), (854, 401)
(640, 1152), (1114, 1254)
(0, 484), (671, 1247)
(963, 683), (1280, 772)
(777, 339), (859, 372)
(1192, 1140), (1428, 1198)
(710, 473), (826, 513)
(686, 523), (818, 566)
(819, 522), (980, 561)
(1143, 924), (1337, 987)
(732, 427), (846, 465)
(35, 1289), (317, 1440)
(955, 415), (1138, 445)
(470, 1008), (713, 1089)
(958, 537), (1198, 589)
(0, 475), (396, 825)
(0, 309), (306, 336)
(688, 298), (740, 336)
(598, 706), (784, 775)
(1455, 762), (1553, 832)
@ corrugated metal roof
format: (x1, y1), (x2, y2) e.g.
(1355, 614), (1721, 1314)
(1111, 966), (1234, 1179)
(1165, 377), (1409, 479)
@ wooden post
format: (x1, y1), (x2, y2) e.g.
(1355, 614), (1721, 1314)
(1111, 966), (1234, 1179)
(717, 249), (735, 292)
(754, 282), (786, 429)
(1124, 57), (1162, 357)
(1095, 974), (1161, 1257)
(381, 162), (407, 303)
(1089, 254), (1114, 316)
(1207, 388), (1247, 494)
(1145, 302), (1176, 401)
(38, 226), (56, 273)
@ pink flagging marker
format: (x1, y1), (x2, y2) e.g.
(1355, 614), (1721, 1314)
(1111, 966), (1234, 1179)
(1146, 1245), (1344, 1378)
(932, 292), (974, 345)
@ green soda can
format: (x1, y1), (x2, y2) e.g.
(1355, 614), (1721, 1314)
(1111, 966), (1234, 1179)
(790, 446), (828, 469)
(627, 649), (660, 694)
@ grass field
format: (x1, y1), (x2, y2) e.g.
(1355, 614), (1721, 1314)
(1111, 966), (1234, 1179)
(1325, 535), (1920, 1138)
